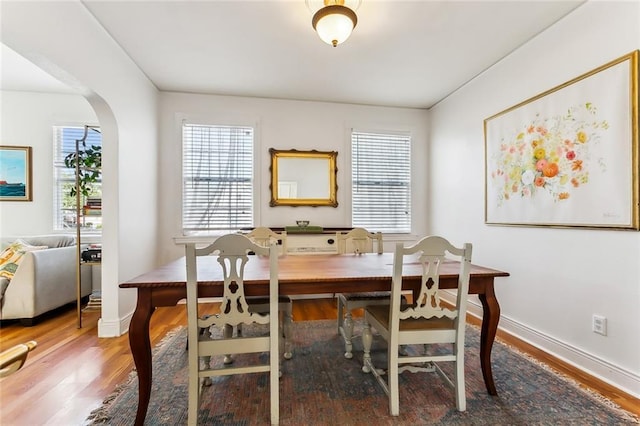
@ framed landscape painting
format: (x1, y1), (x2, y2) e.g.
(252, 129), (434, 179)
(0, 146), (33, 202)
(484, 51), (639, 230)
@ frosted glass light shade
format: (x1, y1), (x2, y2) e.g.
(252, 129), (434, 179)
(312, 5), (357, 47)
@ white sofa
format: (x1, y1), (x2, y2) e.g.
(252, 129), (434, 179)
(0, 235), (92, 326)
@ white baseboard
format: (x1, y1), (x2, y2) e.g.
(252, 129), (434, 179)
(98, 311), (132, 337)
(463, 298), (640, 399)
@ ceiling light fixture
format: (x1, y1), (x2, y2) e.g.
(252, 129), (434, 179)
(311, 0), (358, 47)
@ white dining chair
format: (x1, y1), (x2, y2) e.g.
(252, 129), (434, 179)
(336, 227), (389, 359)
(244, 227), (293, 360)
(0, 340), (37, 378)
(185, 234), (280, 425)
(362, 235), (472, 415)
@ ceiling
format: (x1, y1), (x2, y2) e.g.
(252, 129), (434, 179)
(1, 0), (584, 109)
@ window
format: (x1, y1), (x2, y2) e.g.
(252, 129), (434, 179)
(53, 126), (102, 232)
(182, 124), (254, 232)
(351, 131), (411, 233)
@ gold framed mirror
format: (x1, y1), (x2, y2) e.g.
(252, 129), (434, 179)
(269, 148), (338, 207)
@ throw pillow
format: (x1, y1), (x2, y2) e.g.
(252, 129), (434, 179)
(0, 277), (9, 304)
(0, 239), (48, 281)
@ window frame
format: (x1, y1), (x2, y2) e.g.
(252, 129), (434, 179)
(350, 129), (412, 234)
(52, 125), (102, 234)
(181, 122), (256, 234)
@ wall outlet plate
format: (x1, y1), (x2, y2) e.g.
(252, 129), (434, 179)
(592, 315), (607, 336)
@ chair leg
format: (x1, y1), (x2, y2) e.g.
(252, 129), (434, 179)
(187, 338), (200, 426)
(283, 308), (293, 360)
(343, 310), (354, 359)
(362, 322), (373, 373)
(270, 362), (280, 425)
(223, 324), (233, 365)
(455, 346), (466, 411)
(201, 326), (213, 386)
(336, 296), (344, 334)
(388, 344), (400, 416)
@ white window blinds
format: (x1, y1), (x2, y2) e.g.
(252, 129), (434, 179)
(182, 124), (254, 232)
(351, 131), (411, 233)
(53, 126), (102, 232)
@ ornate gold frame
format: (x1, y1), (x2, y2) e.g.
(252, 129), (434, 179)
(269, 148), (338, 207)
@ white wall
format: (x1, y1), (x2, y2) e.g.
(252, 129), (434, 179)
(158, 93), (429, 263)
(2, 1), (160, 337)
(0, 91), (97, 237)
(429, 1), (640, 396)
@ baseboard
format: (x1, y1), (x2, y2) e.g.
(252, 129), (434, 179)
(98, 311), (132, 337)
(462, 298), (640, 399)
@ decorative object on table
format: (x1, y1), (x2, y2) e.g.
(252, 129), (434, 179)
(285, 224), (324, 233)
(296, 220), (310, 227)
(0, 146), (32, 202)
(85, 320), (638, 425)
(484, 50), (639, 230)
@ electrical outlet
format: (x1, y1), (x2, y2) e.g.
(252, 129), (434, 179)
(592, 315), (607, 336)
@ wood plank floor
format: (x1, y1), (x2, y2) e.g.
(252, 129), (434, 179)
(1, 299), (638, 425)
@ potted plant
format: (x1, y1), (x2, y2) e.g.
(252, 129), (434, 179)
(64, 139), (101, 197)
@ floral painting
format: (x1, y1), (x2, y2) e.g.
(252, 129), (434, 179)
(490, 103), (608, 205)
(484, 51), (638, 230)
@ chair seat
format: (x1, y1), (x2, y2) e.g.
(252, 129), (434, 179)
(246, 295), (292, 305)
(366, 304), (455, 331)
(242, 295), (294, 360)
(339, 291), (391, 301)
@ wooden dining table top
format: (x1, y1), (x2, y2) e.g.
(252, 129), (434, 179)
(120, 252), (509, 296)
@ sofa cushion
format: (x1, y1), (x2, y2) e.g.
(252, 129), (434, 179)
(20, 235), (76, 248)
(0, 239), (48, 281)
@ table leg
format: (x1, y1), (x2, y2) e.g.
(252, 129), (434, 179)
(129, 288), (154, 426)
(478, 283), (500, 395)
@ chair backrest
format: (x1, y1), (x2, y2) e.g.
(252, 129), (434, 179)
(0, 340), (37, 378)
(337, 227), (383, 254)
(390, 236), (472, 335)
(246, 227), (287, 254)
(185, 234), (279, 331)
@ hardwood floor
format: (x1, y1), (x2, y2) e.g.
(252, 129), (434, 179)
(1, 300), (638, 425)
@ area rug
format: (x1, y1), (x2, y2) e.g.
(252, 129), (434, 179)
(87, 320), (638, 425)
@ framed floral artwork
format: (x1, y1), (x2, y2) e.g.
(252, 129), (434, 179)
(0, 146), (33, 202)
(484, 50), (639, 230)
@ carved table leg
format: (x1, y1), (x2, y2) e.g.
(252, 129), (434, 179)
(129, 288), (155, 426)
(478, 282), (500, 395)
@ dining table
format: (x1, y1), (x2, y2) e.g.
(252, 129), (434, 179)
(120, 252), (509, 425)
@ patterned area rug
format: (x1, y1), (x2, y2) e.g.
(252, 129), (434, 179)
(87, 320), (637, 425)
